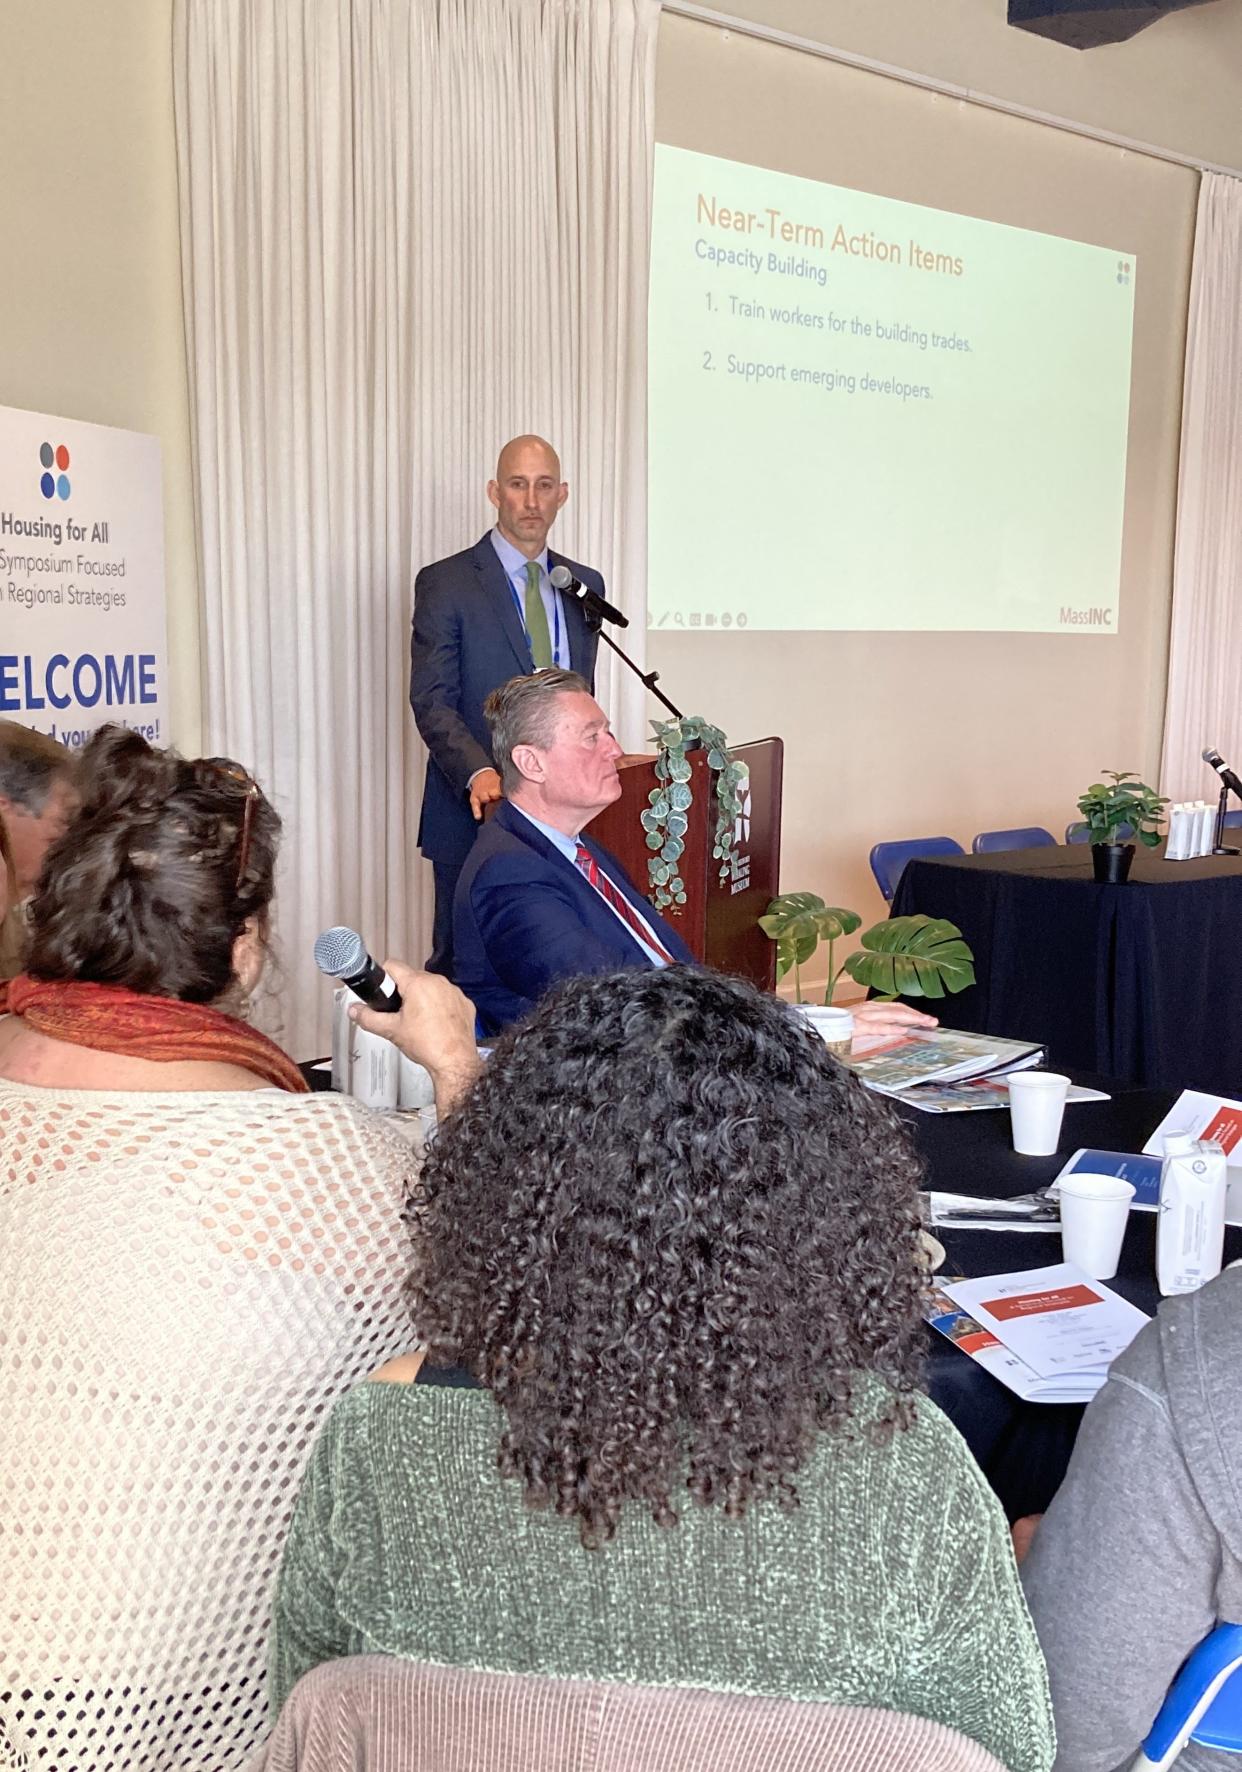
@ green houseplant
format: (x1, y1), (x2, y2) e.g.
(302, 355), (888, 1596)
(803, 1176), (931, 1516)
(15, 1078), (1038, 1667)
(1075, 770), (1166, 884)
(759, 892), (975, 1004)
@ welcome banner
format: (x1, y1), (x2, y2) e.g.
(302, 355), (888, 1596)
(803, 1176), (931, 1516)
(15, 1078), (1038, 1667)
(0, 403), (168, 747)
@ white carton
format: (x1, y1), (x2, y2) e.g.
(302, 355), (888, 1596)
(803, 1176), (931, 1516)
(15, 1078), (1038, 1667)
(1157, 1133), (1226, 1296)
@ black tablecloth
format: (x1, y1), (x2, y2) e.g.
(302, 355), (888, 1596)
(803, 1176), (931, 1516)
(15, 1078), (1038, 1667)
(305, 1059), (1235, 1520)
(912, 1078), (1242, 1520)
(891, 844), (1242, 1095)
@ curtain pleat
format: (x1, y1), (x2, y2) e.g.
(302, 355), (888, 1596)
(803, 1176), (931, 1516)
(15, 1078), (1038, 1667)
(173, 0), (659, 1055)
(1159, 172), (1242, 801)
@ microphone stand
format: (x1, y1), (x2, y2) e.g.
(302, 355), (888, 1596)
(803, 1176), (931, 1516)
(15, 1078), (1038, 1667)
(1213, 783), (1240, 856)
(583, 595), (685, 722)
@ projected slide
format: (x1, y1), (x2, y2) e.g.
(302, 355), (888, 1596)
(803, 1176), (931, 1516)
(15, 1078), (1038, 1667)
(648, 146), (1135, 634)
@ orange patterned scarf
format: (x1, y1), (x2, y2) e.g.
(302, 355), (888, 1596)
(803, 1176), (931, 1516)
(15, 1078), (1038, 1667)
(0, 974), (310, 1094)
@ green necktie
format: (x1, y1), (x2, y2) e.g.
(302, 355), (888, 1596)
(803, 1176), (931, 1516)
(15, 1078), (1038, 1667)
(524, 559), (553, 670)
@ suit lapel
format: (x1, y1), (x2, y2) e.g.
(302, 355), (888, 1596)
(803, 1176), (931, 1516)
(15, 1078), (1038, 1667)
(472, 534), (532, 677)
(498, 805), (654, 964)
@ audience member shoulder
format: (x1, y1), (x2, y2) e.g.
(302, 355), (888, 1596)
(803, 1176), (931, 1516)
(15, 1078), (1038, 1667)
(367, 1351), (428, 1385)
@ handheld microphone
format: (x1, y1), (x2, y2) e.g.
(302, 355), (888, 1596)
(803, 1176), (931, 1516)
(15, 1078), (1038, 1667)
(313, 927), (403, 1013)
(1203, 748), (1242, 801)
(549, 563), (629, 629)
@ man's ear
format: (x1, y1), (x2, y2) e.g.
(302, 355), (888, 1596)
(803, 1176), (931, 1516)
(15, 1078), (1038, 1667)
(555, 482), (568, 512)
(486, 479), (501, 513)
(509, 743), (545, 786)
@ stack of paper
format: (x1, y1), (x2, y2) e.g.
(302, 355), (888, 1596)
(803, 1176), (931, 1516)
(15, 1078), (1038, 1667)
(847, 1026), (1045, 1095)
(925, 1262), (1150, 1403)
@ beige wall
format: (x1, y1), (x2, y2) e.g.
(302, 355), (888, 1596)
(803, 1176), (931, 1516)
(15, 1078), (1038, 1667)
(703, 0), (1242, 172)
(0, 2), (201, 753)
(650, 11), (1199, 983)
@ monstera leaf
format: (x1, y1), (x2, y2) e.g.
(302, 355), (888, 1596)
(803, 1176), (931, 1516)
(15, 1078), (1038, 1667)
(758, 893), (861, 997)
(844, 915), (975, 1000)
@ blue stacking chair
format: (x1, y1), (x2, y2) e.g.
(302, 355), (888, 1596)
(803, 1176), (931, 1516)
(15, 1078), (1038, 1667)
(1066, 820), (1134, 844)
(1223, 811), (1242, 829)
(869, 837), (964, 902)
(1133, 1623), (1242, 1769)
(972, 826), (1057, 854)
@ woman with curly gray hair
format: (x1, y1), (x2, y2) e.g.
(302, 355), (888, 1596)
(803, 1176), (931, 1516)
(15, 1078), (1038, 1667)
(269, 964), (1053, 1772)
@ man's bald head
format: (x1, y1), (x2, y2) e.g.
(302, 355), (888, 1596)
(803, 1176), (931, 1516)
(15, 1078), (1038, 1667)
(488, 435), (569, 559)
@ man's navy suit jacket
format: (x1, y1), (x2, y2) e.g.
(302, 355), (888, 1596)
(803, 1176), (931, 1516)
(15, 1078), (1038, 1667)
(410, 532), (603, 867)
(453, 799), (696, 1034)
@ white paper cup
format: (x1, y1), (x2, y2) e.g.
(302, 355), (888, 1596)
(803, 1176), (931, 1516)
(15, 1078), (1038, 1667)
(1008, 1071), (1070, 1155)
(398, 1052), (436, 1111)
(793, 1004), (854, 1058)
(1058, 1173), (1135, 1279)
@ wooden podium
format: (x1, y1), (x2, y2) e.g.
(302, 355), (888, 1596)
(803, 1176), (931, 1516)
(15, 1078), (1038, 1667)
(587, 738), (783, 991)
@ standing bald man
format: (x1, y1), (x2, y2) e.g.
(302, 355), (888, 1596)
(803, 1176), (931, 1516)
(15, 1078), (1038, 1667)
(410, 436), (605, 976)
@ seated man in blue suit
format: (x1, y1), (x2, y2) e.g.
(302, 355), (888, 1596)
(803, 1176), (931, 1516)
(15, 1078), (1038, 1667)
(454, 670), (940, 1043)
(453, 669), (695, 1033)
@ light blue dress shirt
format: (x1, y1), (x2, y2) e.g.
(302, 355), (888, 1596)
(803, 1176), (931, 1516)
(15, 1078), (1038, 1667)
(490, 528), (570, 669)
(508, 802), (669, 969)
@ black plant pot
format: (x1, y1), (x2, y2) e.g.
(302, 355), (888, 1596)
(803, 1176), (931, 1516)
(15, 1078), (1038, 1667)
(1092, 842), (1134, 884)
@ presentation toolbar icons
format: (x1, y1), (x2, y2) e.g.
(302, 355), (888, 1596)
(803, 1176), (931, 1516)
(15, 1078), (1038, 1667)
(651, 611), (750, 629)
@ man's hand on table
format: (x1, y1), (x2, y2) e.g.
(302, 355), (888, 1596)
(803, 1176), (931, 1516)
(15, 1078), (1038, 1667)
(851, 1001), (939, 1034)
(349, 962), (481, 1115)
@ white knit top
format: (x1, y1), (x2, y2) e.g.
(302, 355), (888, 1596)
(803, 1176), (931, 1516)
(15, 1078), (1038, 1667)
(0, 1079), (421, 1771)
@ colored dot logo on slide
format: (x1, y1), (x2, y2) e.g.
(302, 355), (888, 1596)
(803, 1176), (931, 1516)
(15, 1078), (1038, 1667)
(38, 442), (71, 499)
(1116, 260), (1132, 287)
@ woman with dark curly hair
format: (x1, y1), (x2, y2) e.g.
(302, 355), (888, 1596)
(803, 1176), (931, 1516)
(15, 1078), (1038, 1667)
(269, 964), (1053, 1772)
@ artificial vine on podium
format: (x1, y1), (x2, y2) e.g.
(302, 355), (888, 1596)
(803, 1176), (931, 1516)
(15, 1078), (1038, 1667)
(642, 715), (749, 913)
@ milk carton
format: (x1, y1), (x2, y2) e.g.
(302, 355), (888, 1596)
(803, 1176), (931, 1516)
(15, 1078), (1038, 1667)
(1157, 1133), (1226, 1296)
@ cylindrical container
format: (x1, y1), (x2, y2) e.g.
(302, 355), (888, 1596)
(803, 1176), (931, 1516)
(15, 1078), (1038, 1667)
(330, 986), (355, 1093)
(793, 1003), (855, 1058)
(1157, 1133), (1226, 1296)
(1058, 1173), (1135, 1280)
(398, 1052), (437, 1110)
(1007, 1071), (1070, 1155)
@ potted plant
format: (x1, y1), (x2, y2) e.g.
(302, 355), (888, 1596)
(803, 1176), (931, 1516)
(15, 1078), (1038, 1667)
(759, 892), (975, 1004)
(1075, 771), (1166, 884)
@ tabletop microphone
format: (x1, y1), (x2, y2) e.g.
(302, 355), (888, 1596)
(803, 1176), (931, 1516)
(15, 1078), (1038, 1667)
(549, 563), (629, 629)
(313, 926), (403, 1013)
(1203, 747), (1242, 801)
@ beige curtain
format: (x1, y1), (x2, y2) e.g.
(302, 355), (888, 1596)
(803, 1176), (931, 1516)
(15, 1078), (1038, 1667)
(1160, 172), (1242, 801)
(172, 0), (659, 1056)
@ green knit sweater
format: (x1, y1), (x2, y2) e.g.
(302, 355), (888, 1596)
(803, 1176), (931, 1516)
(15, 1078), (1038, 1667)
(269, 1378), (1054, 1772)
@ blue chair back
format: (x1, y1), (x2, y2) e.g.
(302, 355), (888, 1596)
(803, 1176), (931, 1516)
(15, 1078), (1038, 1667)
(1134, 1622), (1242, 1769)
(972, 826), (1056, 855)
(1066, 821), (1134, 844)
(869, 837), (964, 902)
(1223, 810), (1242, 829)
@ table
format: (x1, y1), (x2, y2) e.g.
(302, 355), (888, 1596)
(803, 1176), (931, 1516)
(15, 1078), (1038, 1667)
(912, 1077), (1242, 1520)
(891, 844), (1242, 1095)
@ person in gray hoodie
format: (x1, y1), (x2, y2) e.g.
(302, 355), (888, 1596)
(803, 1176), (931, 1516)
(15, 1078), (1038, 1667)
(1021, 1265), (1242, 1771)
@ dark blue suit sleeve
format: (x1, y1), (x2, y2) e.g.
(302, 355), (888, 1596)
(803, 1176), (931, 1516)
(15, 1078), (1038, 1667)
(410, 567), (493, 795)
(471, 853), (650, 1000)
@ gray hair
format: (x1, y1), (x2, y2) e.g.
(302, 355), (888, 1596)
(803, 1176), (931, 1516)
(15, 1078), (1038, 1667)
(0, 721), (73, 813)
(483, 669), (591, 793)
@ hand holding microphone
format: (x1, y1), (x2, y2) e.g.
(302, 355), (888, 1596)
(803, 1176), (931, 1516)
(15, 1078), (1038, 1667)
(315, 930), (481, 1111)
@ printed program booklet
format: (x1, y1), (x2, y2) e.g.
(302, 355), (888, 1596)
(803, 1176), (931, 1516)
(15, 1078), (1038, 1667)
(927, 1263), (1150, 1404)
(846, 1026), (1046, 1097)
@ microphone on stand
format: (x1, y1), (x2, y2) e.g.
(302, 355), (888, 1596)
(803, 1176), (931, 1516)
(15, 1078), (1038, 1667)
(313, 927), (403, 1013)
(549, 563), (629, 629)
(1203, 748), (1242, 801)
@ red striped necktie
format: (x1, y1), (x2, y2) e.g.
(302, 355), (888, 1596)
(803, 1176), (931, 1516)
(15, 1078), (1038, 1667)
(574, 842), (676, 965)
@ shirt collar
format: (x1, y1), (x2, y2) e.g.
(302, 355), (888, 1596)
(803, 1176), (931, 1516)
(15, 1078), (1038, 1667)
(509, 800), (579, 863)
(491, 526), (549, 582)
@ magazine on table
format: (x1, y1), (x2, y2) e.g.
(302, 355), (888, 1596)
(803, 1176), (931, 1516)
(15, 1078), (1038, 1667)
(928, 1262), (1149, 1404)
(844, 1025), (1046, 1096)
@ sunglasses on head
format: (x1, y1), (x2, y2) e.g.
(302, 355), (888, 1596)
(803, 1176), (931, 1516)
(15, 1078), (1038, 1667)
(202, 758), (261, 890)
